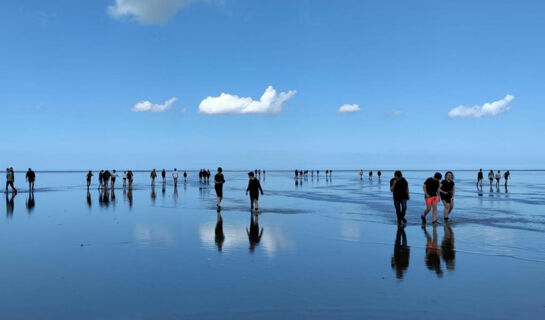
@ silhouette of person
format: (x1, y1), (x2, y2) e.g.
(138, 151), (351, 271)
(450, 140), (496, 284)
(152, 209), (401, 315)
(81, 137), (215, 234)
(215, 209), (225, 251)
(390, 170), (409, 225)
(214, 167), (225, 208)
(86, 170), (93, 189)
(150, 169), (157, 185)
(477, 169), (484, 189)
(161, 169), (166, 184)
(246, 213), (263, 252)
(441, 225), (455, 271)
(26, 168), (36, 192)
(391, 226), (410, 279)
(423, 224), (443, 277)
(5, 167), (17, 193)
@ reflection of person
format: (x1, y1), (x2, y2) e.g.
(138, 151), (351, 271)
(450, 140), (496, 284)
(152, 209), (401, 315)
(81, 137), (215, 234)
(215, 209), (225, 251)
(441, 225), (455, 270)
(214, 167), (225, 208)
(391, 226), (410, 279)
(246, 171), (264, 211)
(390, 171), (409, 225)
(423, 225), (442, 277)
(26, 192), (35, 213)
(246, 213), (263, 252)
(87, 190), (92, 208)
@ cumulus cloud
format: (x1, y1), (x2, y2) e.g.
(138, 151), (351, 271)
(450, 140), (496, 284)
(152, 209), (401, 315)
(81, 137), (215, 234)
(198, 86), (297, 115)
(131, 97), (177, 112)
(337, 104), (361, 113)
(448, 94), (514, 118)
(108, 0), (199, 25)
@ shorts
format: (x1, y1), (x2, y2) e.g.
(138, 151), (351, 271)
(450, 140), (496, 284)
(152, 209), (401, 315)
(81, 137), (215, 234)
(425, 196), (439, 206)
(440, 195), (452, 203)
(250, 193), (259, 201)
(215, 185), (223, 198)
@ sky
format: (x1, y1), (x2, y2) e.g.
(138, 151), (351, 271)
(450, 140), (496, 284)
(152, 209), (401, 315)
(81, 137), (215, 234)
(1, 0), (544, 170)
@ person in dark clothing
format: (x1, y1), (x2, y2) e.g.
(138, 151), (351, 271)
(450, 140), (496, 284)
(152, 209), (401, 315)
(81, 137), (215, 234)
(214, 167), (225, 208)
(127, 170), (134, 189)
(5, 167), (17, 194)
(477, 169), (484, 188)
(295, 170), (299, 179)
(390, 171), (410, 225)
(391, 226), (410, 279)
(150, 169), (157, 185)
(98, 170), (104, 189)
(183, 171), (187, 182)
(439, 171), (455, 221)
(161, 169), (166, 184)
(86, 171), (93, 189)
(369, 170), (373, 180)
(26, 168), (36, 192)
(102, 170), (111, 189)
(377, 170), (382, 181)
(246, 213), (263, 252)
(215, 209), (225, 252)
(421, 172), (442, 224)
(246, 171), (264, 211)
(504, 170), (510, 186)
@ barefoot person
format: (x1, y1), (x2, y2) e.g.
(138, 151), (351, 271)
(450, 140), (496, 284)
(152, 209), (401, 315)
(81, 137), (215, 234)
(150, 169), (157, 185)
(439, 171), (455, 221)
(127, 170), (134, 189)
(172, 168), (179, 187)
(122, 171), (127, 188)
(477, 169), (483, 188)
(495, 170), (501, 188)
(246, 171), (264, 211)
(86, 170), (93, 189)
(5, 167), (17, 193)
(214, 167), (225, 208)
(111, 170), (118, 189)
(161, 169), (166, 184)
(390, 171), (409, 225)
(488, 170), (494, 187)
(26, 168), (36, 192)
(504, 170), (510, 186)
(421, 172), (442, 224)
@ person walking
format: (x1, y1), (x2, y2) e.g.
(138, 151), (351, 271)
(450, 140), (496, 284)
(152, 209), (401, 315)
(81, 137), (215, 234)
(161, 169), (166, 184)
(488, 170), (494, 187)
(5, 167), (17, 193)
(495, 170), (501, 188)
(86, 171), (93, 189)
(172, 168), (179, 187)
(390, 171), (409, 225)
(150, 169), (157, 185)
(214, 167), (225, 208)
(378, 170), (382, 181)
(111, 170), (118, 188)
(98, 170), (104, 189)
(246, 171), (264, 212)
(439, 171), (455, 221)
(359, 170), (364, 179)
(421, 172), (442, 224)
(477, 169), (483, 188)
(127, 170), (134, 189)
(26, 168), (36, 192)
(183, 170), (187, 182)
(504, 170), (510, 186)
(122, 171), (127, 188)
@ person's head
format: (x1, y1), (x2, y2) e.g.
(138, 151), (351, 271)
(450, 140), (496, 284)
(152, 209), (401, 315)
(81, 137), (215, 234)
(497, 170), (500, 173)
(434, 172), (442, 180)
(218, 167), (222, 173)
(248, 171), (255, 179)
(479, 168), (482, 171)
(445, 171), (453, 181)
(394, 170), (402, 178)
(174, 168), (177, 171)
(124, 171), (127, 173)
(113, 170), (116, 173)
(89, 170), (92, 173)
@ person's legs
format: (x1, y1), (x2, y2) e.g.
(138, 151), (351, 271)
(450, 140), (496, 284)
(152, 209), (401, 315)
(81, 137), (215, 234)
(448, 199), (454, 214)
(250, 197), (254, 210)
(431, 199), (438, 222)
(442, 200), (450, 219)
(254, 199), (259, 210)
(394, 200), (402, 224)
(422, 200), (431, 223)
(401, 200), (407, 223)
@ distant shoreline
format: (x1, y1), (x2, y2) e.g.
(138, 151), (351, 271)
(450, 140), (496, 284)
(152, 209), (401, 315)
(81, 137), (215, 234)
(2, 169), (543, 173)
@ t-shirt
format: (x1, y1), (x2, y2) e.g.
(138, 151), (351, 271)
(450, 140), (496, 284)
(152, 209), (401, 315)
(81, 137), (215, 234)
(214, 173), (225, 185)
(246, 179), (263, 195)
(424, 178), (439, 198)
(478, 172), (483, 179)
(390, 177), (409, 201)
(495, 173), (501, 180)
(504, 172), (509, 179)
(441, 180), (455, 194)
(488, 172), (494, 179)
(172, 171), (178, 178)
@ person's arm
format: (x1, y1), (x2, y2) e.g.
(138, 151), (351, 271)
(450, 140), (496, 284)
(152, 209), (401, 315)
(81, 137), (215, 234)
(423, 184), (429, 198)
(246, 181), (250, 194)
(406, 183), (410, 200)
(390, 180), (396, 192)
(438, 182), (446, 195)
(452, 185), (456, 198)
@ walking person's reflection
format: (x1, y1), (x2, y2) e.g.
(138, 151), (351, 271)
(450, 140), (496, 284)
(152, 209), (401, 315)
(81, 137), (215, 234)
(246, 213), (263, 252)
(423, 224), (443, 277)
(215, 209), (225, 252)
(162, 182), (166, 198)
(87, 190), (92, 208)
(26, 191), (35, 214)
(441, 225), (456, 271)
(391, 226), (410, 279)
(6, 192), (15, 217)
(127, 188), (133, 208)
(110, 188), (116, 207)
(173, 185), (178, 205)
(151, 185), (156, 205)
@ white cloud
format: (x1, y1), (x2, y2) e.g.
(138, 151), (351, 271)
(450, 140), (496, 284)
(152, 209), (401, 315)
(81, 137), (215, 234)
(448, 94), (514, 118)
(337, 104), (360, 113)
(390, 109), (402, 116)
(131, 97), (177, 112)
(108, 0), (199, 25)
(198, 86), (297, 115)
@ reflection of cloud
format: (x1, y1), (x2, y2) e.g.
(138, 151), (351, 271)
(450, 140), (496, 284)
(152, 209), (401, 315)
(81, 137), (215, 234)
(199, 221), (294, 257)
(134, 224), (175, 246)
(339, 221), (361, 241)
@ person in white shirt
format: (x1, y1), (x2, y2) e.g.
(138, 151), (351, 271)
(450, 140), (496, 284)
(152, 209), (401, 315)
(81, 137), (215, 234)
(122, 171), (128, 188)
(172, 168), (179, 187)
(495, 170), (501, 188)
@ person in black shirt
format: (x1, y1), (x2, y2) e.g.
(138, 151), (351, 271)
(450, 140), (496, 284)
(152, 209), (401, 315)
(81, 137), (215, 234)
(504, 170), (510, 186)
(439, 171), (455, 221)
(86, 170), (93, 189)
(390, 171), (410, 225)
(214, 167), (225, 208)
(127, 170), (134, 189)
(102, 170), (111, 189)
(26, 168), (36, 192)
(183, 170), (187, 182)
(377, 170), (382, 181)
(477, 169), (483, 188)
(421, 172), (442, 224)
(161, 169), (166, 184)
(98, 170), (104, 189)
(246, 171), (264, 211)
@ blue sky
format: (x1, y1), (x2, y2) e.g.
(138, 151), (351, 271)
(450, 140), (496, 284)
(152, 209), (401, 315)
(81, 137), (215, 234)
(1, 0), (544, 170)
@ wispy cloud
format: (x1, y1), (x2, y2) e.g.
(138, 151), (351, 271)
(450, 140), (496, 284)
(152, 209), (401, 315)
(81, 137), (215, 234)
(131, 97), (178, 112)
(337, 104), (360, 113)
(108, 0), (201, 25)
(448, 94), (514, 118)
(390, 109), (402, 116)
(198, 86), (297, 115)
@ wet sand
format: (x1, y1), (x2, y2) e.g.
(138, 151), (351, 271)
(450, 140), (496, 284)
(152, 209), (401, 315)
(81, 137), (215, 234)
(1, 170), (544, 319)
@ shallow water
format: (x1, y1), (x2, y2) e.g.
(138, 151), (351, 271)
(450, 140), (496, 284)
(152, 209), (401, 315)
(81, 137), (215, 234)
(1, 170), (544, 319)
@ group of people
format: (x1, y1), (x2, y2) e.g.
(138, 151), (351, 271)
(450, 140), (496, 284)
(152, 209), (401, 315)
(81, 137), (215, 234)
(5, 168), (36, 194)
(360, 170), (382, 180)
(389, 171), (456, 226)
(213, 167), (264, 212)
(294, 170), (331, 178)
(477, 169), (510, 188)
